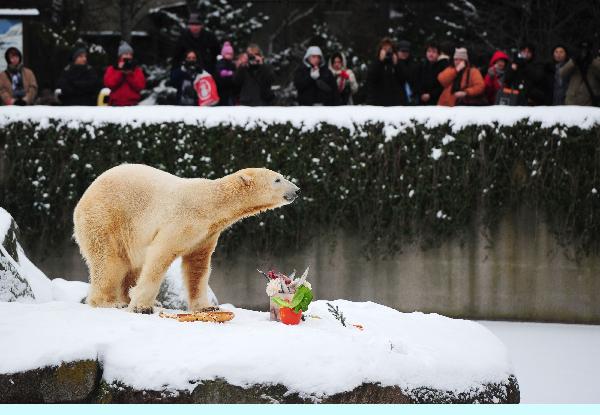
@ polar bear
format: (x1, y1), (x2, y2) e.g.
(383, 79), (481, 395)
(73, 164), (299, 313)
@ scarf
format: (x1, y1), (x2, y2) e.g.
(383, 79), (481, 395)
(330, 68), (347, 93)
(6, 65), (24, 96)
(451, 68), (466, 93)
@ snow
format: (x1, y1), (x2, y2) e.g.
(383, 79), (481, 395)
(0, 298), (513, 399)
(0, 208), (11, 245)
(0, 106), (599, 133)
(482, 321), (600, 404)
(0, 208), (53, 302)
(0, 9), (40, 16)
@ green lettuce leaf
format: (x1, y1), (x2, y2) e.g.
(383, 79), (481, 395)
(271, 284), (314, 313)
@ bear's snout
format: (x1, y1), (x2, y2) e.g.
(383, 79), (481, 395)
(283, 182), (300, 203)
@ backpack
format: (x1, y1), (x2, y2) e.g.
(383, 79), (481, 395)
(495, 87), (521, 106)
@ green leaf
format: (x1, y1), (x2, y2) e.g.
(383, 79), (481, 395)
(271, 296), (292, 308)
(295, 285), (314, 312)
(289, 285), (314, 313)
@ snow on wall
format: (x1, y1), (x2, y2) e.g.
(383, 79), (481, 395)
(0, 106), (599, 133)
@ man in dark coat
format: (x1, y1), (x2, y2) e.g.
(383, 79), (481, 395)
(396, 40), (418, 105)
(294, 46), (339, 106)
(366, 37), (406, 106)
(415, 43), (446, 105)
(233, 44), (275, 106)
(57, 46), (100, 106)
(173, 13), (220, 75)
(505, 43), (547, 105)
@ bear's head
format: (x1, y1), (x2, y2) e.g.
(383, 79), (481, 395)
(235, 167), (300, 212)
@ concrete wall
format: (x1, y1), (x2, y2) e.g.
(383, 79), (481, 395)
(31, 209), (600, 324)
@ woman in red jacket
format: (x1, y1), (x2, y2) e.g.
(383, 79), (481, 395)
(103, 41), (146, 106)
(484, 50), (510, 104)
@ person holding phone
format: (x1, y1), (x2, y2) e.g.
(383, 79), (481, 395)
(366, 37), (406, 106)
(233, 44), (275, 106)
(103, 41), (146, 106)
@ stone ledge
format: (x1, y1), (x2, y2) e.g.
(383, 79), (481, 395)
(0, 360), (100, 403)
(0, 360), (519, 404)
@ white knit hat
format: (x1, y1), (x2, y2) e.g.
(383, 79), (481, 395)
(453, 47), (469, 61)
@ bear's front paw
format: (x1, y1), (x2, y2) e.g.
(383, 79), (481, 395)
(189, 299), (215, 313)
(128, 305), (154, 314)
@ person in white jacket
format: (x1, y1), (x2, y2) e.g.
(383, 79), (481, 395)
(328, 52), (359, 105)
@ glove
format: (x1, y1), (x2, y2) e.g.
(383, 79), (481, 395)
(310, 67), (320, 80)
(219, 69), (234, 77)
(340, 70), (350, 80)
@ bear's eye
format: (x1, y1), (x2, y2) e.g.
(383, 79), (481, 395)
(275, 178), (281, 183)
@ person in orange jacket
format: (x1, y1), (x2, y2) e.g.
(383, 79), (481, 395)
(103, 41), (146, 106)
(437, 47), (485, 106)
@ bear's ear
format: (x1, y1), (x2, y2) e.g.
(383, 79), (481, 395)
(239, 173), (254, 187)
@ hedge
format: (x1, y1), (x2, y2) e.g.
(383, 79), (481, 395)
(2, 115), (600, 258)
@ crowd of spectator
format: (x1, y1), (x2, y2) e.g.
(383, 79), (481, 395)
(1, 12), (599, 107)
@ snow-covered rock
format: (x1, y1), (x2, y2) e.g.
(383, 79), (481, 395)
(0, 208), (52, 302)
(0, 299), (519, 403)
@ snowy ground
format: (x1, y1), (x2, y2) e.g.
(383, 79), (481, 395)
(0, 298), (512, 400)
(481, 320), (600, 403)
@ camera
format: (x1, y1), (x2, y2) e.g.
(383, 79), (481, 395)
(184, 60), (198, 72)
(121, 58), (134, 70)
(248, 54), (257, 65)
(384, 50), (393, 63)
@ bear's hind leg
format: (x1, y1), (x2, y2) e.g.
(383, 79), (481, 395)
(87, 254), (130, 309)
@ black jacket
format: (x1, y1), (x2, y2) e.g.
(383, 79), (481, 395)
(294, 65), (339, 106)
(215, 59), (238, 106)
(505, 58), (547, 105)
(170, 64), (202, 106)
(57, 64), (100, 106)
(415, 59), (447, 105)
(232, 63), (275, 106)
(173, 29), (220, 75)
(397, 58), (419, 104)
(366, 60), (406, 106)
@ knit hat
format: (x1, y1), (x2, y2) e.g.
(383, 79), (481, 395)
(117, 40), (133, 57)
(397, 40), (411, 52)
(221, 41), (234, 56)
(188, 13), (202, 25)
(453, 47), (469, 61)
(72, 46), (87, 62)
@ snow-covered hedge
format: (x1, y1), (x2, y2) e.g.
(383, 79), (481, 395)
(1, 106), (600, 256)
